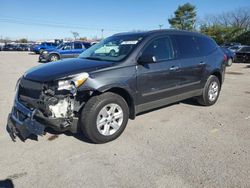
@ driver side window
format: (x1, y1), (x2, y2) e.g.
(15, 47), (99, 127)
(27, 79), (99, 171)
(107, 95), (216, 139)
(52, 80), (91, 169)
(63, 44), (72, 50)
(142, 37), (173, 62)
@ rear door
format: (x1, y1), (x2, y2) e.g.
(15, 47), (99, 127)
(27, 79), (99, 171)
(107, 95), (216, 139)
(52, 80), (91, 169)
(137, 36), (181, 105)
(173, 35), (205, 92)
(73, 43), (85, 57)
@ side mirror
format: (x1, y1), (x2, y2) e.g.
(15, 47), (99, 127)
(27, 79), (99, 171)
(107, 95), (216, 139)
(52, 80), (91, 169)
(138, 54), (156, 64)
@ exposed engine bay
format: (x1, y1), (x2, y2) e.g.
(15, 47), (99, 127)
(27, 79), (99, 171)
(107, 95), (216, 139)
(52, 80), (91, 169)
(15, 77), (90, 133)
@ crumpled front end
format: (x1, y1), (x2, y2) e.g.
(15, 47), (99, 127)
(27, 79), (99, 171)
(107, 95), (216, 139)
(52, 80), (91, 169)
(7, 77), (89, 141)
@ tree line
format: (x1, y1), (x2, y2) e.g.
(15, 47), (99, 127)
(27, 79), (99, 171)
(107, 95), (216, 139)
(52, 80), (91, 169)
(168, 3), (250, 45)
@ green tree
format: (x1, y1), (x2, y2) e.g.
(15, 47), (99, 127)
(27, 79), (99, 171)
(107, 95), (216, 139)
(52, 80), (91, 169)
(19, 38), (28, 43)
(233, 31), (250, 45)
(79, 37), (87, 41)
(200, 24), (243, 45)
(168, 3), (196, 30)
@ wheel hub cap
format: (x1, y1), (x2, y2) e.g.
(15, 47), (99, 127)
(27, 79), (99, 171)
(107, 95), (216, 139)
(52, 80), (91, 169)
(96, 103), (123, 136)
(208, 81), (219, 102)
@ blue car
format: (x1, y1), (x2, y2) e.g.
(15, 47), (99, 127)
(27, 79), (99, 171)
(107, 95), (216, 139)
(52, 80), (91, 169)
(39, 41), (91, 62)
(32, 42), (58, 54)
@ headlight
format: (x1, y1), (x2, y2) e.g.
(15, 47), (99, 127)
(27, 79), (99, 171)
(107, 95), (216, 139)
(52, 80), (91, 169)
(58, 73), (89, 91)
(42, 51), (48, 54)
(15, 77), (21, 91)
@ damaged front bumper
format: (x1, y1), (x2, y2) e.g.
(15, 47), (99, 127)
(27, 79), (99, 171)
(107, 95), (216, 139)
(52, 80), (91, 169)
(7, 98), (79, 141)
(6, 76), (91, 141)
(7, 99), (45, 141)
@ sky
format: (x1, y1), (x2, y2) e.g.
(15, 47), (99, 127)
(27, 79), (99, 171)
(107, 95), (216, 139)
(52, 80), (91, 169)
(1, 0), (249, 40)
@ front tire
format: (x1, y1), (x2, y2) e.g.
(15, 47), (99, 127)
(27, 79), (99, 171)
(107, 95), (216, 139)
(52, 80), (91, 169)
(197, 75), (221, 106)
(39, 49), (44, 54)
(81, 92), (129, 144)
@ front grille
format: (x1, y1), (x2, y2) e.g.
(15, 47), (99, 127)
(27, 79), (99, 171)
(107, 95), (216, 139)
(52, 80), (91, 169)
(18, 78), (44, 100)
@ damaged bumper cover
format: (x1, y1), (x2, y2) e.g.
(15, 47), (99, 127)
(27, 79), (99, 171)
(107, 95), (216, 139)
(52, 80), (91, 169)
(7, 76), (91, 141)
(7, 97), (79, 141)
(7, 99), (45, 140)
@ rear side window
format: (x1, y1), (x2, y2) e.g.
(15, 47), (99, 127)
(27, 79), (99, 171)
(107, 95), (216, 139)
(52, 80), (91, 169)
(74, 43), (83, 49)
(83, 43), (91, 49)
(174, 35), (199, 58)
(197, 37), (217, 56)
(142, 36), (173, 62)
(240, 47), (250, 52)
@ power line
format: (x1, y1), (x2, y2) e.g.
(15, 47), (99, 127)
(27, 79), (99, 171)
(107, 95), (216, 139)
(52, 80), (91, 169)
(0, 16), (157, 32)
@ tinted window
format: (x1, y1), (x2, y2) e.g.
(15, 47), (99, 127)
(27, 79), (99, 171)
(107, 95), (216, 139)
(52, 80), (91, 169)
(141, 36), (173, 61)
(83, 43), (91, 49)
(74, 43), (83, 49)
(197, 37), (217, 56)
(174, 35), (199, 58)
(239, 47), (250, 52)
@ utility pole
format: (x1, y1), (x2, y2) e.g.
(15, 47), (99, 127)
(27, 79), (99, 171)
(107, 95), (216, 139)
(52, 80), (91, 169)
(101, 29), (104, 39)
(159, 24), (163, 30)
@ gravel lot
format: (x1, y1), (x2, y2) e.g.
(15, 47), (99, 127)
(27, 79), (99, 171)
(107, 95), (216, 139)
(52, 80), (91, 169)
(0, 51), (250, 188)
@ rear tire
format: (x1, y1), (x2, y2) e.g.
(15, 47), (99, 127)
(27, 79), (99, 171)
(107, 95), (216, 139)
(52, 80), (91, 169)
(197, 75), (221, 106)
(227, 58), (233, 66)
(81, 92), (129, 144)
(49, 54), (60, 62)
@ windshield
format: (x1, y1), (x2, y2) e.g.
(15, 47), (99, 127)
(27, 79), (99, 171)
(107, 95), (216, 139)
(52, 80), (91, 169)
(79, 34), (144, 62)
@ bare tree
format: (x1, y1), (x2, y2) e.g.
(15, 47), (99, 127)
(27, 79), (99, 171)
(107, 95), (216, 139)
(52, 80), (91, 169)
(204, 7), (250, 31)
(71, 31), (80, 40)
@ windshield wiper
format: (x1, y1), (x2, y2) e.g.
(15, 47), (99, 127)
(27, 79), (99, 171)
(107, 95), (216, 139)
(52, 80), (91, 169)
(84, 57), (103, 61)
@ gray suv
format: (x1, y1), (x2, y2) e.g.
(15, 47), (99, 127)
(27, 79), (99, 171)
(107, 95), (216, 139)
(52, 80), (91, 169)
(7, 30), (226, 143)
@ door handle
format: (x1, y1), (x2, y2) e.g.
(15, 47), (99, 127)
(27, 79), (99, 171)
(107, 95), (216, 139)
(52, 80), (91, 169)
(170, 66), (179, 71)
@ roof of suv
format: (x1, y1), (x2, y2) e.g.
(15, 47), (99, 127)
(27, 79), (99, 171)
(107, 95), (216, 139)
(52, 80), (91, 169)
(113, 29), (207, 38)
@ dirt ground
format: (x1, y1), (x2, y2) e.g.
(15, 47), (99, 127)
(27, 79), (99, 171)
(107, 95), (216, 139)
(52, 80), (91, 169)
(0, 51), (250, 188)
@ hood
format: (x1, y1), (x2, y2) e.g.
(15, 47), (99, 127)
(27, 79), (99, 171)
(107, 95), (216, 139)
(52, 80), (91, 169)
(24, 58), (114, 82)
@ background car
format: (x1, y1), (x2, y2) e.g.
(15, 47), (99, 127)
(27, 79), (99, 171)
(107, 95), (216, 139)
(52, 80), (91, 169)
(94, 42), (119, 56)
(228, 45), (241, 52)
(221, 47), (235, 66)
(235, 46), (250, 63)
(16, 44), (29, 51)
(222, 42), (241, 48)
(39, 41), (91, 62)
(2, 44), (17, 51)
(32, 42), (58, 54)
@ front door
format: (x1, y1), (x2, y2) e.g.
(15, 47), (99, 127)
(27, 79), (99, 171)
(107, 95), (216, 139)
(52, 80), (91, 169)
(60, 43), (74, 58)
(137, 36), (181, 106)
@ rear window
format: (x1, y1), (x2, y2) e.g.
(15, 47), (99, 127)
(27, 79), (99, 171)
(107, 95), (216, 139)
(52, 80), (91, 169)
(174, 35), (199, 58)
(83, 43), (91, 49)
(174, 35), (217, 58)
(196, 36), (217, 56)
(74, 43), (83, 49)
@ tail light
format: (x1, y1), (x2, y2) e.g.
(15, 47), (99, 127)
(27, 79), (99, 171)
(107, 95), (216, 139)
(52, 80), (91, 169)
(224, 54), (228, 62)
